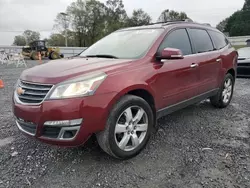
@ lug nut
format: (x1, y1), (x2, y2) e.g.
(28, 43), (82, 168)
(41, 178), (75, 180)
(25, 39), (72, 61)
(134, 126), (137, 129)
(131, 131), (134, 134)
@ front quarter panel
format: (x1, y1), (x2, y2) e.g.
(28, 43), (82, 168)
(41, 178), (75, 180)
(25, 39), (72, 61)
(94, 60), (159, 111)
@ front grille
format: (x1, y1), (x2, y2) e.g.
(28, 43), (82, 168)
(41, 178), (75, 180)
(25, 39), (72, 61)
(42, 126), (61, 138)
(16, 80), (53, 104)
(17, 118), (37, 135)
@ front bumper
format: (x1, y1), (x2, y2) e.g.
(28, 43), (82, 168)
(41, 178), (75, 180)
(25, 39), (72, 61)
(12, 92), (117, 147)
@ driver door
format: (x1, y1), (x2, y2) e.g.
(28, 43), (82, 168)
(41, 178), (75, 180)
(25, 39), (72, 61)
(153, 28), (200, 110)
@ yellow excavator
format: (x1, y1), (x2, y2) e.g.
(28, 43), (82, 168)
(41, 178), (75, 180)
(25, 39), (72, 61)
(22, 40), (64, 60)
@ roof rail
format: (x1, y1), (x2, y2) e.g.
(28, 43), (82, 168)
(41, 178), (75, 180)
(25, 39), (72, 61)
(147, 19), (193, 26)
(162, 19), (194, 26)
(162, 19), (213, 28)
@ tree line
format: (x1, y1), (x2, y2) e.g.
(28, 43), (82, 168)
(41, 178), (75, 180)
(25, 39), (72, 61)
(216, 0), (250, 36)
(13, 0), (250, 46)
(13, 0), (188, 47)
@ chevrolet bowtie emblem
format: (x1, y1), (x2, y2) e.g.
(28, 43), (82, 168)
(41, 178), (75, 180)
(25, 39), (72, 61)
(17, 87), (25, 95)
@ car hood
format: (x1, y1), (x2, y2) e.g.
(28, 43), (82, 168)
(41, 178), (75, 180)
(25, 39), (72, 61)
(20, 57), (133, 84)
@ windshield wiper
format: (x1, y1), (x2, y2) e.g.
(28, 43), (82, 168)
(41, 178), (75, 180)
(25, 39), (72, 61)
(85, 54), (119, 59)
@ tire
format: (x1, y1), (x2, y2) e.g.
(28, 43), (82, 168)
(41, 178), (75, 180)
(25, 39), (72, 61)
(30, 54), (34, 60)
(96, 95), (154, 159)
(31, 51), (38, 60)
(48, 52), (53, 60)
(210, 73), (234, 108)
(50, 51), (59, 60)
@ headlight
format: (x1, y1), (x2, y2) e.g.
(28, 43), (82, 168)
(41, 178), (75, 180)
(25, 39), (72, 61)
(48, 72), (107, 99)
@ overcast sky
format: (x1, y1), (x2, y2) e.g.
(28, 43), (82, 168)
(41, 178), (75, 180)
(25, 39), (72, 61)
(0, 0), (245, 45)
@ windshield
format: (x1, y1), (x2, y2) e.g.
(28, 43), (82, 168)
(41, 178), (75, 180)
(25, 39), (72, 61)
(238, 47), (250, 58)
(80, 28), (164, 59)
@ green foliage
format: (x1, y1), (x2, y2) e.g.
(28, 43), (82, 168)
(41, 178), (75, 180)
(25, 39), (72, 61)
(13, 35), (26, 46)
(54, 13), (69, 33)
(49, 0), (154, 47)
(221, 0), (250, 36)
(233, 45), (247, 49)
(66, 0), (107, 46)
(105, 0), (128, 33)
(47, 33), (65, 46)
(47, 0), (190, 47)
(23, 30), (40, 44)
(47, 30), (78, 47)
(243, 0), (250, 10)
(126, 9), (151, 27)
(216, 18), (229, 32)
(85, 0), (107, 44)
(66, 0), (87, 47)
(13, 30), (40, 46)
(158, 9), (188, 22)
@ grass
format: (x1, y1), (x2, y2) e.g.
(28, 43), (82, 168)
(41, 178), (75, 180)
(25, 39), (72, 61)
(233, 45), (246, 50)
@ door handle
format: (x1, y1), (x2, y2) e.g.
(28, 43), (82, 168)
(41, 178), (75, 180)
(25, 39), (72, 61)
(216, 58), (222, 62)
(190, 63), (198, 68)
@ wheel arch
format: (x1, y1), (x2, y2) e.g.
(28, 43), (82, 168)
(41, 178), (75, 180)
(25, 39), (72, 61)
(127, 89), (156, 114)
(112, 84), (156, 111)
(227, 68), (235, 81)
(105, 85), (157, 130)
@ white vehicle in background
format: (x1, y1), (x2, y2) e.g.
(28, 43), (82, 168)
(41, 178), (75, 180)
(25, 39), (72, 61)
(237, 47), (250, 78)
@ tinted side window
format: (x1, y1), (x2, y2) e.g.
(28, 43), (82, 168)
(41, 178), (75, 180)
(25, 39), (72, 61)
(158, 29), (192, 55)
(188, 29), (214, 53)
(208, 30), (228, 50)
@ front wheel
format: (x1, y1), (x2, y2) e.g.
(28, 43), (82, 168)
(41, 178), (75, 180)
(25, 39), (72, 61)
(96, 95), (154, 159)
(210, 73), (234, 108)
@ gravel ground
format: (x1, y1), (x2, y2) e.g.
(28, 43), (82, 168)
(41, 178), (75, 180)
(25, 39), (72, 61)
(0, 61), (250, 188)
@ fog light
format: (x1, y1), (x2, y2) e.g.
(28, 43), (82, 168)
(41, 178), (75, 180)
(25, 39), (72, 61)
(44, 119), (82, 126)
(63, 130), (77, 139)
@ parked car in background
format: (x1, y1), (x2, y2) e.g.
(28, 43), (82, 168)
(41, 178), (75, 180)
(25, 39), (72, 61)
(12, 20), (237, 159)
(237, 47), (250, 78)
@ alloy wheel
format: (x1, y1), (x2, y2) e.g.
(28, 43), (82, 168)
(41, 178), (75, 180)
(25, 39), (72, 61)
(114, 106), (148, 152)
(222, 78), (233, 103)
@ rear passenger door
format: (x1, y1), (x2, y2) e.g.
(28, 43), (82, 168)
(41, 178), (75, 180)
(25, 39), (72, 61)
(187, 28), (221, 94)
(207, 30), (231, 85)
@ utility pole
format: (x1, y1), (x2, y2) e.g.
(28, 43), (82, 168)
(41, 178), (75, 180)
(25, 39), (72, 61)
(60, 12), (69, 47)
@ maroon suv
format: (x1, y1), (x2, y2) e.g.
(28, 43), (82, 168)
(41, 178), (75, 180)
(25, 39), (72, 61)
(12, 20), (238, 159)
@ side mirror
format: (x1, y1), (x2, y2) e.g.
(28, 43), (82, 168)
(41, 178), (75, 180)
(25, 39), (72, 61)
(159, 48), (184, 60)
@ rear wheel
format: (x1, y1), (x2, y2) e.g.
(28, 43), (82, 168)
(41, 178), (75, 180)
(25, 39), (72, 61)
(31, 51), (38, 60)
(210, 73), (234, 108)
(96, 95), (154, 159)
(50, 51), (60, 60)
